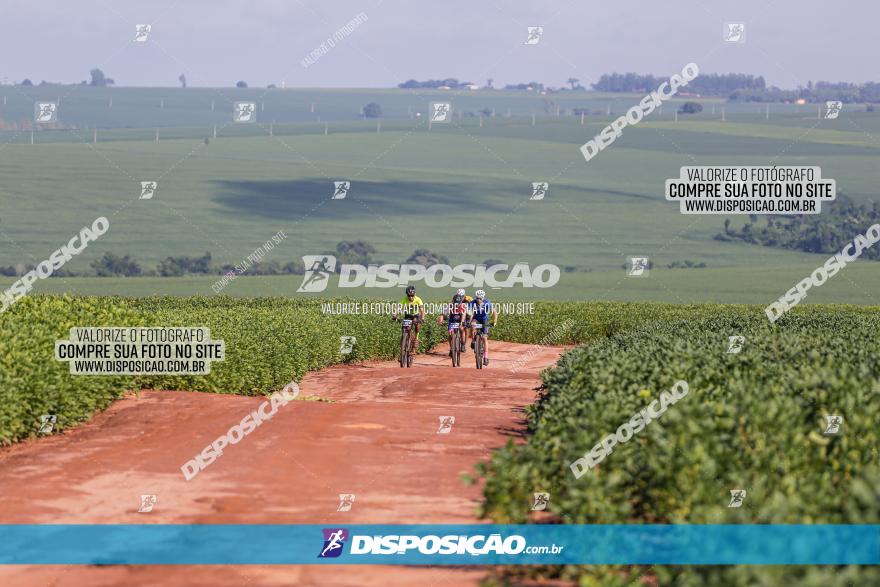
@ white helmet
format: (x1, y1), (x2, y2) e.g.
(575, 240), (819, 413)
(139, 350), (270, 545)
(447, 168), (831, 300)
(456, 288), (466, 297)
(475, 289), (486, 299)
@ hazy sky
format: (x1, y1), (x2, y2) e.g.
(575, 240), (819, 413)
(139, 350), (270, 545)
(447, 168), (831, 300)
(1, 0), (873, 88)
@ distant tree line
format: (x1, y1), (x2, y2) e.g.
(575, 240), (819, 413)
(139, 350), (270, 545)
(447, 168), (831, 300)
(17, 68), (115, 87)
(592, 72), (766, 95)
(0, 252), (306, 278)
(0, 240), (495, 278)
(715, 194), (880, 259)
(730, 81), (880, 104)
(591, 71), (880, 103)
(397, 78), (549, 91)
(397, 78), (476, 89)
(504, 81), (544, 91)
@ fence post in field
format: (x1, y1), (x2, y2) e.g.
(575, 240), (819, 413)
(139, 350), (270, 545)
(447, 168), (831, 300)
(269, 122), (273, 137)
(324, 122), (328, 135)
(30, 130), (34, 145)
(580, 111), (585, 125)
(531, 111), (535, 126)
(93, 128), (97, 143)
(155, 128), (159, 143)
(766, 104), (770, 120)
(721, 107), (726, 121)
(479, 115), (483, 127)
(213, 124), (217, 139)
(674, 110), (678, 122)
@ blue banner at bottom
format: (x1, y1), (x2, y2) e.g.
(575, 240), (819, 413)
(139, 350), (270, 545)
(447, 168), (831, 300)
(1, 525), (877, 565)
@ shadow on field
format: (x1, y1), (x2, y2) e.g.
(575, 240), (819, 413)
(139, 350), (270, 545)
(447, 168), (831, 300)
(211, 178), (514, 220)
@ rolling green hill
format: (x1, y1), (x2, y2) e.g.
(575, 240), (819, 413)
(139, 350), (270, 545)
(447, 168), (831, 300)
(1, 87), (878, 303)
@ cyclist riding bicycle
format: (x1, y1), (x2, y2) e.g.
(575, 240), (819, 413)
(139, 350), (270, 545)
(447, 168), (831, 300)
(467, 289), (498, 366)
(438, 292), (468, 356)
(456, 289), (473, 351)
(392, 285), (425, 350)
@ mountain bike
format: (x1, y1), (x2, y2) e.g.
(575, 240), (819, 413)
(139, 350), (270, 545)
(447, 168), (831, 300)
(398, 318), (417, 368)
(473, 322), (488, 369)
(449, 321), (463, 367)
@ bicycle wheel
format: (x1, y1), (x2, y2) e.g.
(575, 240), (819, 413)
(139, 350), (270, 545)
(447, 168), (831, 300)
(407, 336), (414, 367)
(399, 330), (408, 368)
(475, 334), (483, 369)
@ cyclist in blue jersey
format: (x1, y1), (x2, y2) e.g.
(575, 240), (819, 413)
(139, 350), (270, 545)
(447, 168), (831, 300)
(466, 289), (498, 366)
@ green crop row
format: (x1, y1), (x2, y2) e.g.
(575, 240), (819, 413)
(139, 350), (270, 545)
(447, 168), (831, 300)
(478, 305), (880, 586)
(0, 296), (717, 445)
(0, 295), (452, 444)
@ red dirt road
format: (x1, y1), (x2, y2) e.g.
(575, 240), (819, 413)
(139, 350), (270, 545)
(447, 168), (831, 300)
(0, 342), (565, 586)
